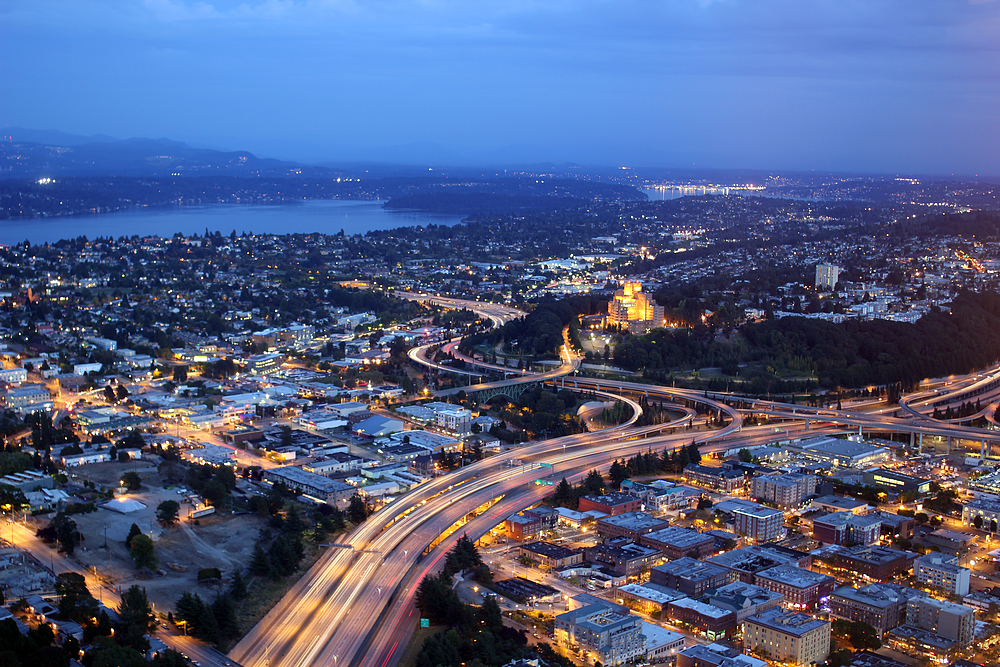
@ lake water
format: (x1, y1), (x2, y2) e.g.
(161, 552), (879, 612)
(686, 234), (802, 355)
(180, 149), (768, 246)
(3, 200), (467, 245)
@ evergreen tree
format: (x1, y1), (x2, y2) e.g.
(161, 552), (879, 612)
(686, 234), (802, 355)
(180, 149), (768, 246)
(125, 523), (142, 549)
(348, 494), (368, 524)
(249, 544), (271, 577)
(230, 568), (247, 600)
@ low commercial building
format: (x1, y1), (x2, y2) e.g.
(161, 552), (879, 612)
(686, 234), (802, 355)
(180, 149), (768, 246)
(791, 436), (890, 469)
(914, 553), (971, 596)
(596, 512), (671, 540)
(705, 581), (784, 622)
(683, 464), (745, 494)
(579, 492), (642, 516)
(555, 602), (646, 666)
(61, 451), (112, 467)
(872, 511), (915, 539)
(963, 497), (1000, 530)
(743, 608), (831, 667)
(650, 557), (734, 597)
(925, 529), (977, 556)
(245, 352), (282, 375)
(664, 597), (736, 640)
(862, 469), (931, 495)
(829, 583), (927, 636)
(812, 511), (882, 546)
(639, 526), (715, 559)
(585, 541), (661, 577)
(754, 565), (835, 610)
(642, 622), (685, 663)
(615, 583), (686, 615)
(519, 542), (583, 569)
(352, 416), (404, 438)
(814, 544), (917, 582)
(811, 495), (870, 515)
(262, 466), (354, 503)
(704, 546), (798, 584)
(2, 384), (51, 409)
(677, 644), (767, 667)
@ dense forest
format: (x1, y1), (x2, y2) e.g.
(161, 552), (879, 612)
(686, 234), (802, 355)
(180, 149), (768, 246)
(613, 289), (1000, 389)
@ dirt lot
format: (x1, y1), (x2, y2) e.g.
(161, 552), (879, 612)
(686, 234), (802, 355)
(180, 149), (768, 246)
(38, 460), (266, 612)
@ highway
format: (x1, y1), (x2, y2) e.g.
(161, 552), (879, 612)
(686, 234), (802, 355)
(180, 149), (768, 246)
(226, 294), (1000, 667)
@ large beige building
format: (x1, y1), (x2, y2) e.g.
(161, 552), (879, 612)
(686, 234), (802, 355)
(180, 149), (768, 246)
(607, 282), (664, 334)
(744, 608), (830, 667)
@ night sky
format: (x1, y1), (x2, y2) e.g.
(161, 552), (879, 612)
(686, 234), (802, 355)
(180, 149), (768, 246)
(3, 0), (999, 175)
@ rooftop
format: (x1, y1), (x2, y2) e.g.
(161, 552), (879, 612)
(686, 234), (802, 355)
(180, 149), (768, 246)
(755, 564), (833, 589)
(746, 608), (829, 636)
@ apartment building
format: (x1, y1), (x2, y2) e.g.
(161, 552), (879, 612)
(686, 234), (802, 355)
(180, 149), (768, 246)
(744, 608), (830, 667)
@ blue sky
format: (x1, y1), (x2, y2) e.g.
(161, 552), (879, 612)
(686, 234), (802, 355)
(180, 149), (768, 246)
(3, 0), (999, 174)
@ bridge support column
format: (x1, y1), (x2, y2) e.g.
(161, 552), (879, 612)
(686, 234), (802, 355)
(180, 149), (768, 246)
(804, 419), (810, 429)
(982, 440), (987, 459)
(909, 432), (915, 448)
(947, 436), (952, 454)
(918, 432), (923, 455)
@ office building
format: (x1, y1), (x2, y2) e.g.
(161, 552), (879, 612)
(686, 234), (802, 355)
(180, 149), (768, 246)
(815, 264), (840, 289)
(555, 602), (646, 666)
(744, 608), (831, 667)
(755, 565), (835, 610)
(733, 504), (784, 543)
(914, 553), (970, 596)
(683, 464), (746, 494)
(750, 472), (817, 509)
(905, 596), (975, 645)
(650, 557), (734, 597)
(829, 583), (926, 636)
(812, 511), (882, 546)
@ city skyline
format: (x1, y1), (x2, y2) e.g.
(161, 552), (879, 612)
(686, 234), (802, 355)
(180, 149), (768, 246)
(3, 0), (1000, 175)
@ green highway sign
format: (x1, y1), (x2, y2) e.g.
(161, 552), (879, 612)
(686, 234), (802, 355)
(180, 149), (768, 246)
(420, 618), (429, 628)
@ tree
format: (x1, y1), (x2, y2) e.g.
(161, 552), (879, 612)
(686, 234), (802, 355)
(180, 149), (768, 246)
(974, 515), (985, 530)
(230, 568), (248, 600)
(55, 572), (98, 622)
(738, 448), (753, 463)
(118, 585), (155, 652)
(249, 544), (271, 577)
(151, 649), (190, 667)
(50, 513), (80, 555)
(118, 585), (156, 635)
(348, 495), (369, 524)
(156, 500), (180, 527)
(120, 471), (142, 491)
(129, 534), (157, 570)
(0, 484), (27, 513)
(686, 441), (701, 464)
(125, 523), (142, 549)
(90, 637), (149, 667)
(609, 460), (630, 489)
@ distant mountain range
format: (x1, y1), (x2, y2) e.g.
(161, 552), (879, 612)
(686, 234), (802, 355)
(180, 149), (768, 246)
(0, 127), (354, 179)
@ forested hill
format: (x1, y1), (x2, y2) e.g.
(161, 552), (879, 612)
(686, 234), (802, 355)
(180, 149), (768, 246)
(384, 178), (645, 214)
(461, 296), (608, 358)
(613, 289), (1000, 389)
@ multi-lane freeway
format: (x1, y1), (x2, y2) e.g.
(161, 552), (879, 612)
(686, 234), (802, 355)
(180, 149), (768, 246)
(226, 296), (1000, 667)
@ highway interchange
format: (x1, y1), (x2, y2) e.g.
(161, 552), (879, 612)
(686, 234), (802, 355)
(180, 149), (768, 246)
(227, 295), (1000, 667)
